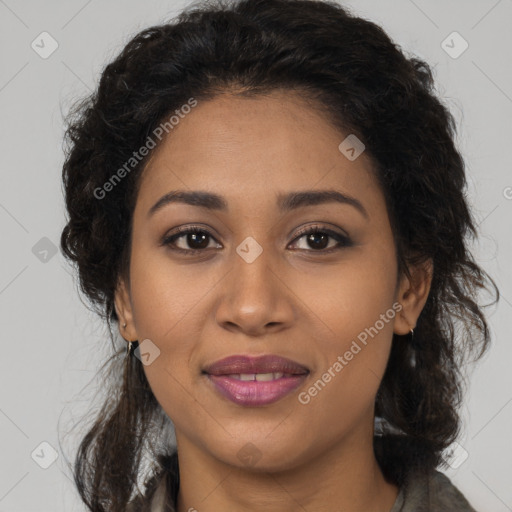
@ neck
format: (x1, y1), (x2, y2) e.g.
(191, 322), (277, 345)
(174, 427), (399, 512)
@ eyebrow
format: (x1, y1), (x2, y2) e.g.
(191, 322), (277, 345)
(147, 189), (369, 219)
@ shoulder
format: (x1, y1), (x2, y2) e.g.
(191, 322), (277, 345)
(398, 468), (478, 512)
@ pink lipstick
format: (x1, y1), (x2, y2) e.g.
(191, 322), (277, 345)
(203, 354), (309, 406)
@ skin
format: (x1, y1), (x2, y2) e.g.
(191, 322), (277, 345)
(115, 89), (433, 512)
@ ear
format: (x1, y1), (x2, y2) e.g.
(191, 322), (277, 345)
(114, 276), (138, 342)
(393, 258), (433, 335)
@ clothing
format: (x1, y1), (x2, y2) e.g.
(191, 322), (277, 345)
(389, 468), (477, 512)
(127, 463), (477, 512)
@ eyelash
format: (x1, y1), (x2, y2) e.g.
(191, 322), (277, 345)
(160, 224), (353, 255)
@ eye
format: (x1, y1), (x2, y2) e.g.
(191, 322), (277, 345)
(289, 225), (353, 253)
(161, 224), (352, 255)
(161, 225), (221, 254)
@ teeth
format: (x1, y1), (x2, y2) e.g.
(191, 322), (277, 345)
(226, 372), (286, 381)
(256, 372), (283, 381)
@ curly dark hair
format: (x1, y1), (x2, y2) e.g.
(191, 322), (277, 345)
(59, 0), (499, 510)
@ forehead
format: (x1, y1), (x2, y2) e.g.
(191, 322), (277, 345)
(136, 91), (380, 215)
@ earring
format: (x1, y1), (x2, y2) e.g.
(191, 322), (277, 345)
(409, 328), (416, 367)
(122, 322), (137, 358)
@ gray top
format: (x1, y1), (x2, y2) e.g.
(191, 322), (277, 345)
(128, 467), (478, 511)
(389, 468), (477, 512)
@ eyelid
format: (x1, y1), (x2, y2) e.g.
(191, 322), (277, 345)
(160, 224), (222, 251)
(291, 223), (350, 242)
(161, 223), (352, 254)
(288, 225), (352, 252)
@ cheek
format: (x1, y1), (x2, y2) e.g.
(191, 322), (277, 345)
(290, 245), (398, 337)
(292, 244), (397, 411)
(143, 362), (212, 449)
(128, 244), (212, 409)
(298, 313), (395, 436)
(128, 242), (211, 340)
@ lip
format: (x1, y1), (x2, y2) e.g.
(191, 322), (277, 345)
(203, 354), (310, 407)
(203, 354), (310, 376)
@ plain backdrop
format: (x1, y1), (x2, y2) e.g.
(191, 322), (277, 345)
(0, 0), (511, 510)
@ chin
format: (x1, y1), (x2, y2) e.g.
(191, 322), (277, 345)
(208, 434), (308, 473)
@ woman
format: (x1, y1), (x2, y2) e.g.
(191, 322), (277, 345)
(60, 0), (499, 510)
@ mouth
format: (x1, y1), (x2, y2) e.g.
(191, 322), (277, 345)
(202, 354), (310, 406)
(203, 354), (310, 376)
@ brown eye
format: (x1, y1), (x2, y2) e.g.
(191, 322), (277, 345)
(161, 226), (221, 253)
(161, 224), (352, 255)
(290, 226), (352, 253)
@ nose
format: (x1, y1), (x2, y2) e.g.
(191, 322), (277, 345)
(215, 243), (295, 337)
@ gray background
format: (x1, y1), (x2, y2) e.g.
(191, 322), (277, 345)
(0, 0), (511, 510)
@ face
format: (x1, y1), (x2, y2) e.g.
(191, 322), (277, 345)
(116, 90), (428, 472)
